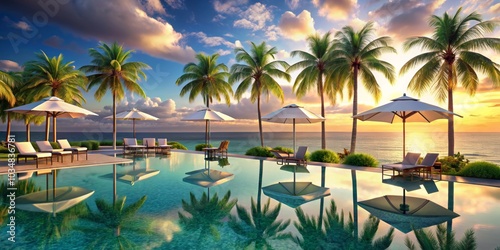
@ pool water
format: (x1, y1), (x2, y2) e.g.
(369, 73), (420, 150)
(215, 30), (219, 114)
(2, 152), (500, 249)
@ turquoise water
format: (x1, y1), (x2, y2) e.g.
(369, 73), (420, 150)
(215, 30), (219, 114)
(2, 152), (499, 249)
(4, 131), (500, 164)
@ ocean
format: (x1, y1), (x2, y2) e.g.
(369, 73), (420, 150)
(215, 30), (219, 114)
(3, 131), (499, 165)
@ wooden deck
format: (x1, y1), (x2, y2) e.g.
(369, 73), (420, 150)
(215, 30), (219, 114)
(0, 154), (132, 174)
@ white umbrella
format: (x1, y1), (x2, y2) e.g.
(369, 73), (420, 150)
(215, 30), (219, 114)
(353, 94), (462, 158)
(181, 108), (235, 146)
(6, 96), (98, 142)
(263, 104), (324, 152)
(105, 108), (158, 138)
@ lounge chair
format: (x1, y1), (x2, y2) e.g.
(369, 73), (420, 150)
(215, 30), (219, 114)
(15, 142), (52, 168)
(416, 153), (440, 180)
(142, 138), (157, 153)
(203, 141), (227, 160)
(381, 152), (421, 181)
(57, 139), (88, 160)
(271, 150), (291, 165)
(218, 140), (230, 158)
(156, 138), (172, 154)
(123, 138), (146, 155)
(284, 146), (308, 166)
(36, 141), (73, 163)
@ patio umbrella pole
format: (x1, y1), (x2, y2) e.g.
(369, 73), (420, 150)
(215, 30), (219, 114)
(53, 116), (57, 142)
(293, 119), (296, 154)
(133, 120), (136, 138)
(403, 117), (406, 159)
(402, 189), (406, 214)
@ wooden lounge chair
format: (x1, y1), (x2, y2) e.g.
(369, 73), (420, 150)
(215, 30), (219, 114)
(381, 152), (421, 181)
(271, 150), (291, 165)
(156, 138), (173, 154)
(36, 141), (73, 163)
(217, 140), (230, 158)
(416, 153), (440, 180)
(142, 138), (157, 153)
(15, 142), (52, 168)
(284, 146), (308, 166)
(57, 139), (88, 160)
(123, 138), (146, 155)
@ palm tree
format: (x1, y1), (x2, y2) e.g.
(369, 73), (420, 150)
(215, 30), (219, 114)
(178, 191), (237, 242)
(405, 224), (476, 250)
(0, 70), (15, 106)
(327, 22), (396, 153)
(23, 51), (87, 141)
(289, 32), (334, 149)
(229, 197), (292, 249)
(400, 7), (500, 156)
(0, 71), (22, 141)
(80, 42), (150, 149)
(176, 53), (232, 146)
(82, 195), (149, 248)
(230, 41), (290, 147)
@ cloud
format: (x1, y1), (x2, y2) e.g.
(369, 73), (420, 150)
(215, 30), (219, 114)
(313, 0), (357, 20)
(211, 98), (283, 119)
(0, 60), (23, 71)
(212, 14), (226, 22)
(286, 0), (300, 9)
(165, 0), (184, 9)
(234, 2), (273, 31)
(215, 49), (231, 56)
(43, 35), (86, 53)
(96, 96), (178, 120)
(191, 32), (235, 48)
(490, 3), (500, 14)
(2, 16), (32, 31)
(2, 0), (196, 63)
(275, 49), (290, 61)
(213, 0), (247, 14)
(142, 0), (167, 15)
(234, 40), (243, 48)
(325, 103), (373, 114)
(279, 10), (316, 41)
(370, 0), (445, 40)
(265, 25), (280, 41)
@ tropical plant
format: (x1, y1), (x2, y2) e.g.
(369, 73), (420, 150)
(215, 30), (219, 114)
(272, 146), (294, 154)
(0, 70), (16, 106)
(294, 200), (394, 249)
(82, 195), (149, 249)
(405, 223), (476, 250)
(310, 149), (340, 163)
(178, 191), (237, 241)
(80, 42), (150, 149)
(343, 153), (379, 167)
(176, 53), (232, 145)
(327, 22), (396, 153)
(400, 7), (500, 156)
(23, 51), (87, 141)
(440, 152), (469, 173)
(168, 141), (187, 150)
(289, 32), (334, 149)
(458, 161), (500, 179)
(230, 41), (291, 147)
(245, 146), (273, 157)
(229, 197), (292, 249)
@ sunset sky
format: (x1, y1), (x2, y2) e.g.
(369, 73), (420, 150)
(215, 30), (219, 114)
(1, 0), (499, 134)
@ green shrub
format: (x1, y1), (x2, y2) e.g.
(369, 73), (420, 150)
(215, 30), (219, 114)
(245, 146), (273, 157)
(272, 146), (294, 154)
(343, 153), (378, 167)
(0, 146), (9, 153)
(195, 143), (213, 151)
(458, 161), (500, 179)
(69, 141), (81, 147)
(310, 149), (340, 163)
(168, 141), (187, 150)
(50, 142), (60, 149)
(88, 140), (100, 150)
(440, 152), (469, 173)
(80, 141), (92, 149)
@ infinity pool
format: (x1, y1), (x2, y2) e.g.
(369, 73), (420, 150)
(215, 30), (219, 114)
(2, 152), (500, 249)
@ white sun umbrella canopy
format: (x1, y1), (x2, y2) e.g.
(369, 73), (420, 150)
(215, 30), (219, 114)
(181, 108), (235, 146)
(352, 94), (462, 158)
(263, 104), (324, 153)
(105, 108), (159, 138)
(6, 96), (98, 141)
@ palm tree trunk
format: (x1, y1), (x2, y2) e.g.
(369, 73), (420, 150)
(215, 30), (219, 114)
(45, 114), (50, 141)
(26, 123), (31, 142)
(5, 113), (11, 141)
(350, 67), (359, 153)
(319, 77), (326, 149)
(113, 93), (117, 150)
(448, 88), (454, 156)
(257, 95), (264, 147)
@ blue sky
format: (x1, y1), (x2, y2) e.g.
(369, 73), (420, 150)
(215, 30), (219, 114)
(1, 0), (500, 133)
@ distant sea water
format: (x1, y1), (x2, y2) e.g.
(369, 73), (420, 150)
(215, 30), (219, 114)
(2, 131), (499, 164)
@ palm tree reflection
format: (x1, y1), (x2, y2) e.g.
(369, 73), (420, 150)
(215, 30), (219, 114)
(405, 224), (477, 250)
